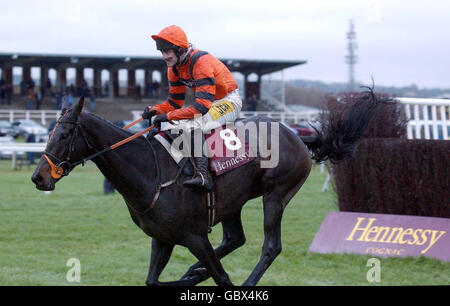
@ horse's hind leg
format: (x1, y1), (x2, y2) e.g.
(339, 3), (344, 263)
(242, 192), (283, 286)
(243, 175), (307, 286)
(180, 210), (246, 284)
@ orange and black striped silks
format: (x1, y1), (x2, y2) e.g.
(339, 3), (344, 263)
(151, 49), (238, 121)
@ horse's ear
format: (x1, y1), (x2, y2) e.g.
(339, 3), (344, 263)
(72, 96), (85, 115)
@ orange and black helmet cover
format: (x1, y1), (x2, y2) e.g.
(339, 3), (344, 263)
(151, 25), (189, 50)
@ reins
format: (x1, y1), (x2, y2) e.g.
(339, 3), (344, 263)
(43, 115), (155, 179)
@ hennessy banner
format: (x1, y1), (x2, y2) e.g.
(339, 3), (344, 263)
(308, 212), (450, 261)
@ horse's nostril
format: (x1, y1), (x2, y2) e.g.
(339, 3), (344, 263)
(32, 173), (42, 185)
(31, 171), (54, 191)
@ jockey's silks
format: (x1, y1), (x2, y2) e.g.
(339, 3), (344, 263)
(151, 49), (238, 121)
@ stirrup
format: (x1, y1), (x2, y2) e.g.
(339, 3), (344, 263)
(183, 173), (212, 191)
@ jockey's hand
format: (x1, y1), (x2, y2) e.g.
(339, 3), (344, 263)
(152, 114), (169, 126)
(142, 107), (156, 120)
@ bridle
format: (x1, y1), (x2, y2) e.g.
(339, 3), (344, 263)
(43, 111), (154, 180)
(43, 111), (97, 179)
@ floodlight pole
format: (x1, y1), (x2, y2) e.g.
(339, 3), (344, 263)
(345, 19), (358, 92)
(281, 69), (285, 109)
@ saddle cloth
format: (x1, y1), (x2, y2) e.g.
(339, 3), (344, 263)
(155, 124), (256, 176)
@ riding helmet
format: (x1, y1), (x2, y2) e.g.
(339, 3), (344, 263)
(151, 25), (189, 52)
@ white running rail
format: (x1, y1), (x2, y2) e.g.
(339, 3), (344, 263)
(0, 143), (46, 170)
(396, 97), (449, 140)
(2, 97), (448, 140)
(0, 110), (61, 125)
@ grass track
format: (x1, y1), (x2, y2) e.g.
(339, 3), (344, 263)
(0, 160), (448, 285)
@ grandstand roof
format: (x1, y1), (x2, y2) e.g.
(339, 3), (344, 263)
(0, 52), (306, 75)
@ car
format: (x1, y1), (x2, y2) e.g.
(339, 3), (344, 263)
(289, 123), (317, 137)
(0, 120), (18, 138)
(11, 119), (49, 143)
(280, 122), (300, 135)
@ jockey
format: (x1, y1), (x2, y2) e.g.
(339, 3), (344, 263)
(143, 25), (242, 192)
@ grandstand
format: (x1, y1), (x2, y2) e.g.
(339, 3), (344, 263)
(0, 52), (306, 121)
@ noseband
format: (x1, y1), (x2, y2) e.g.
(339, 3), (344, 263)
(43, 114), (94, 179)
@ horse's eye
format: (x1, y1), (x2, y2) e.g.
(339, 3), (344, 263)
(60, 133), (69, 140)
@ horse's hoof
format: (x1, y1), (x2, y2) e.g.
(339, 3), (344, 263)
(145, 281), (161, 286)
(193, 267), (209, 278)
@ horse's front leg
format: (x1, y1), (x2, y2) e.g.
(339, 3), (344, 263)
(145, 238), (174, 286)
(185, 234), (234, 286)
(146, 238), (199, 286)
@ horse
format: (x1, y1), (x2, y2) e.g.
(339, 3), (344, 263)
(31, 89), (383, 286)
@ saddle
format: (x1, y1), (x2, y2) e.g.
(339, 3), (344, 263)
(154, 123), (256, 176)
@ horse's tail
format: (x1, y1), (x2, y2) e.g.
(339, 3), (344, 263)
(301, 88), (390, 164)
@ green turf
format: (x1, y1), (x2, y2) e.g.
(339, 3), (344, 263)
(0, 160), (448, 286)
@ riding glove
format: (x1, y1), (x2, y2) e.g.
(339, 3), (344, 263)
(142, 108), (156, 120)
(153, 114), (169, 126)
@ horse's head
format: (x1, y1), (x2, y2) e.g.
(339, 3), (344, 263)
(32, 97), (91, 191)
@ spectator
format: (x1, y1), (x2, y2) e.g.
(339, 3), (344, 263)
(26, 130), (36, 165)
(136, 84), (141, 99)
(104, 81), (109, 98)
(48, 120), (57, 134)
(89, 94), (96, 112)
(35, 90), (42, 110)
(152, 81), (159, 98)
(94, 85), (100, 98)
(28, 79), (35, 91)
(81, 79), (89, 97)
(247, 94), (257, 111)
(66, 90), (75, 108)
(84, 86), (91, 99)
(45, 78), (53, 97)
(40, 83), (46, 100)
(146, 82), (153, 98)
(0, 78), (5, 105)
(103, 178), (115, 195)
(20, 80), (26, 95)
(5, 84), (12, 105)
(113, 79), (119, 97)
(69, 84), (76, 97)
(61, 91), (69, 109)
(26, 88), (35, 110)
(55, 91), (63, 110)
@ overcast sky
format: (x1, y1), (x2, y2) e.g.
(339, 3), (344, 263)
(1, 0), (449, 88)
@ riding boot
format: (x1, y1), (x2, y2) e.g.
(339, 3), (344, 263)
(183, 156), (213, 191)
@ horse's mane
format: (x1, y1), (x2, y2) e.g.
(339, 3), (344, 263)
(82, 111), (135, 138)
